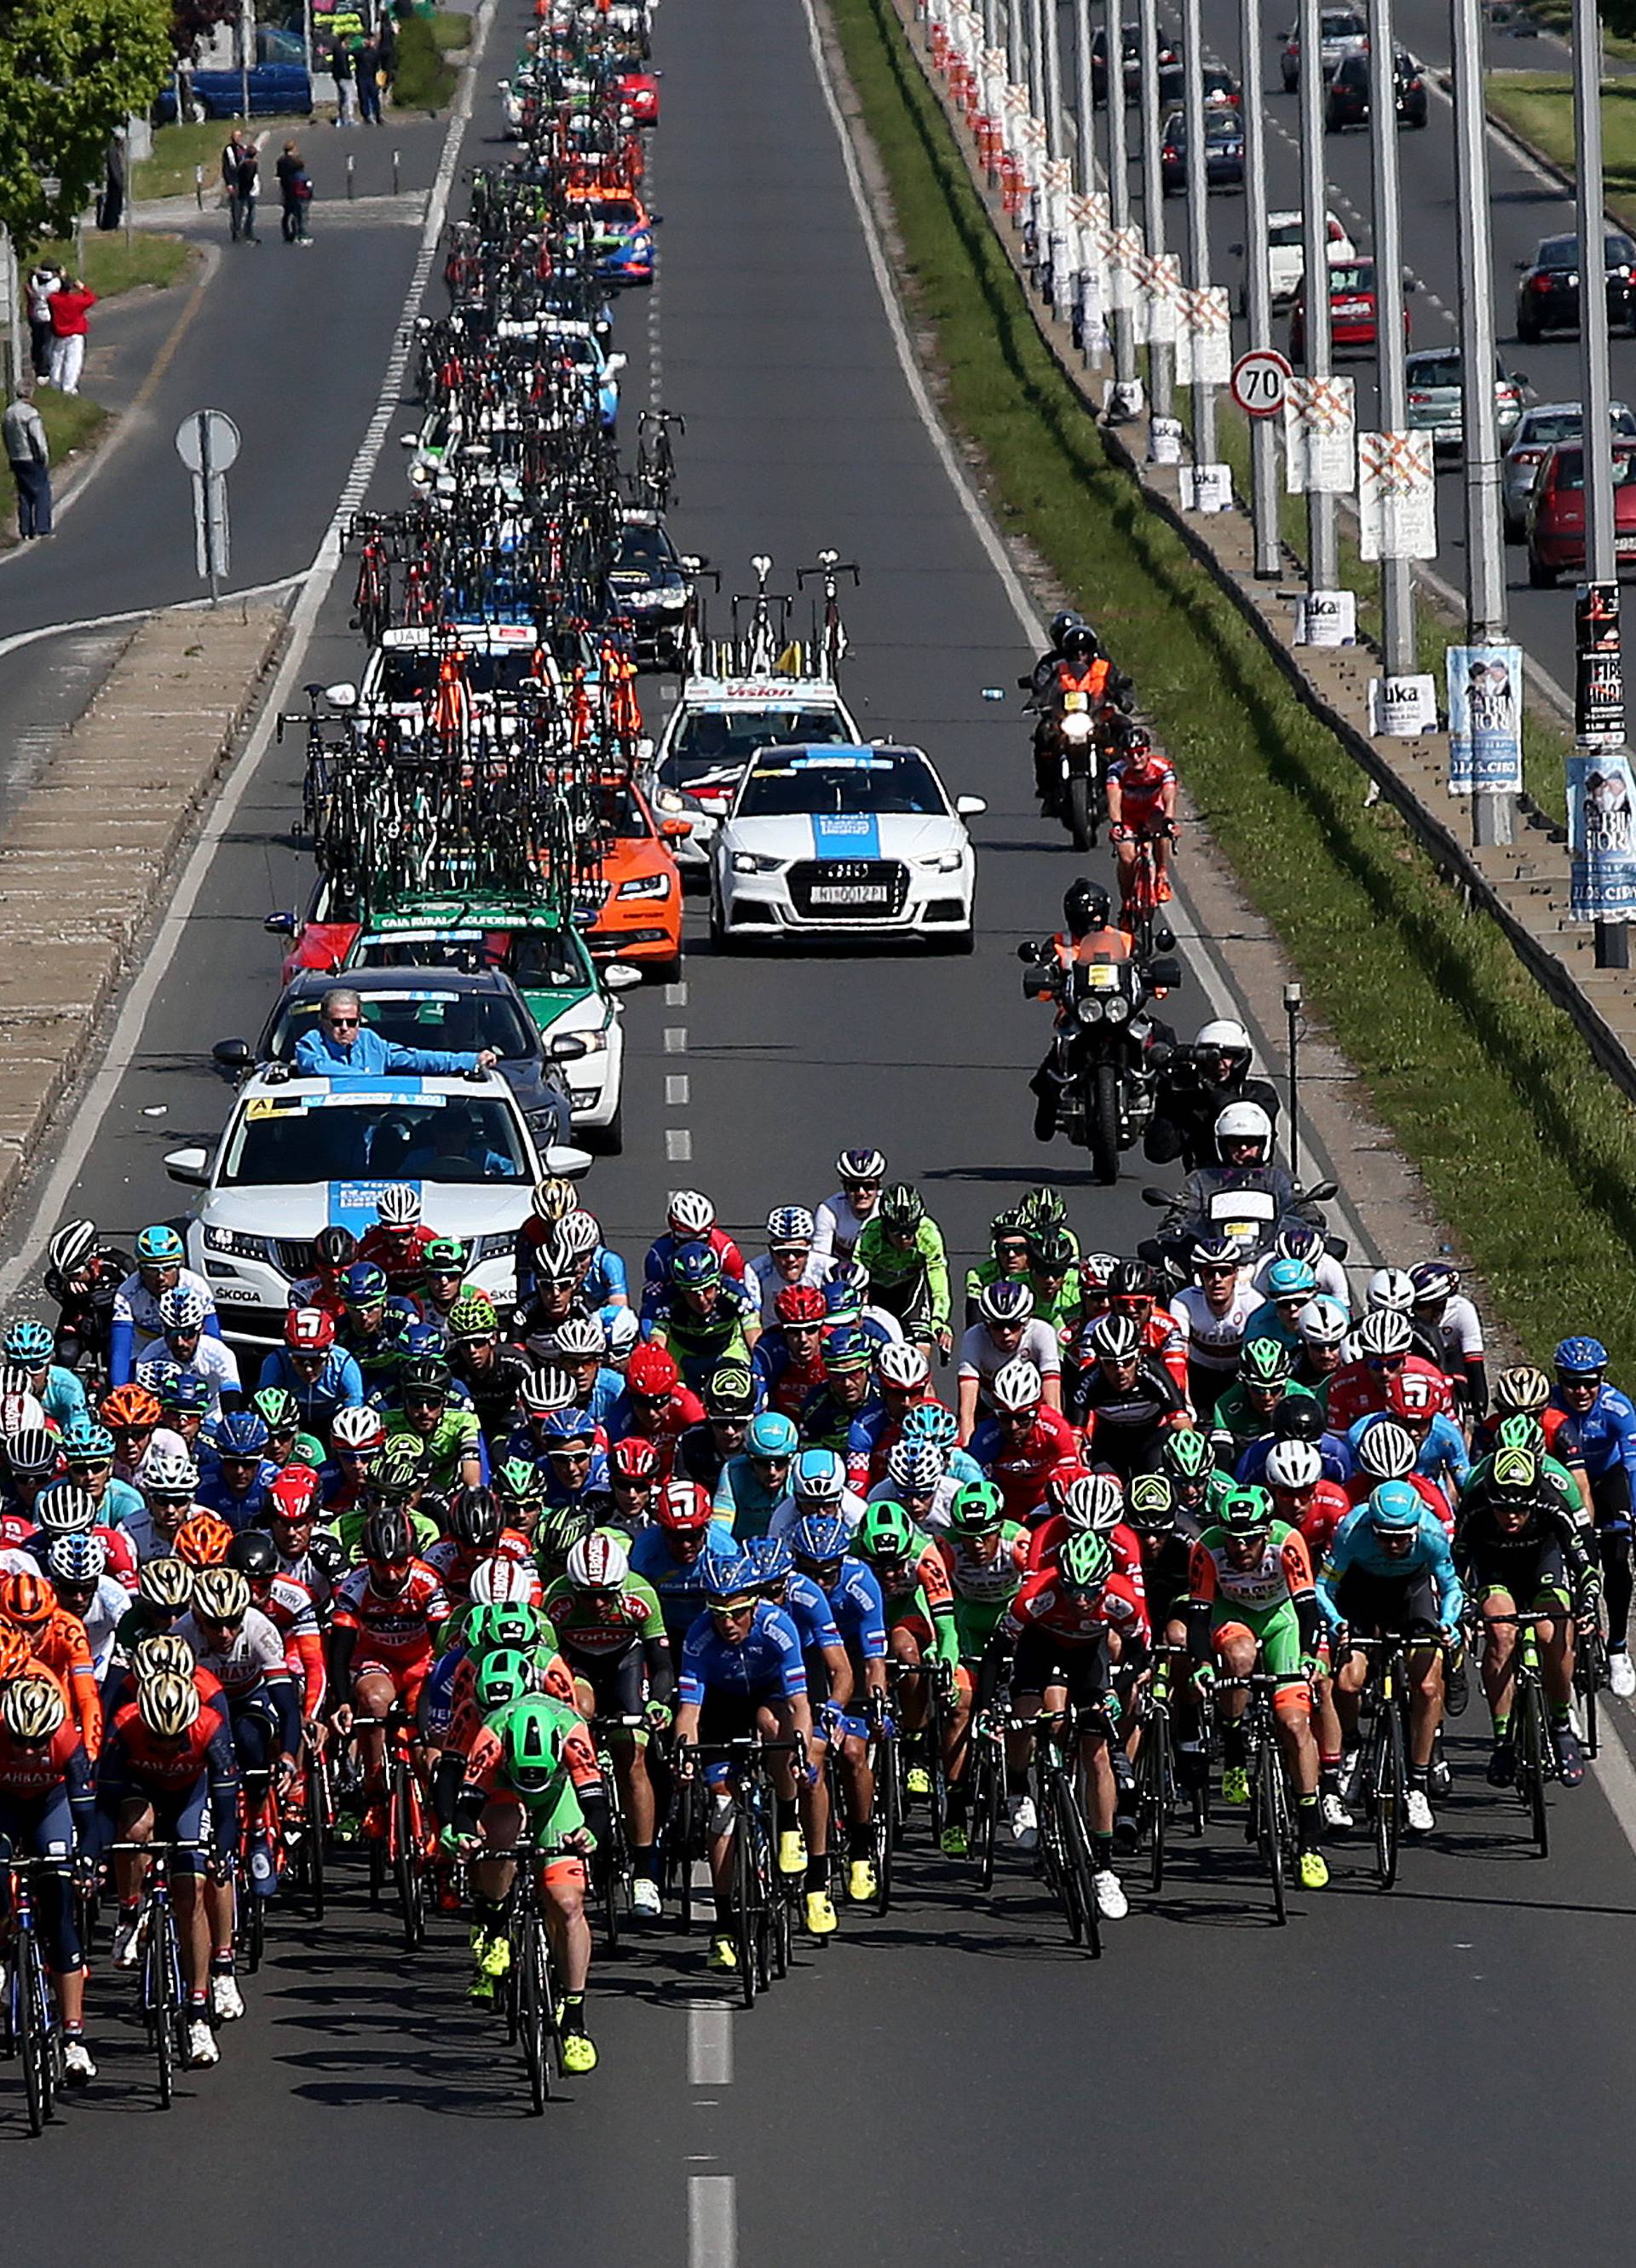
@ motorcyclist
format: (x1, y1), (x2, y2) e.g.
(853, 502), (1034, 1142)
(1028, 880), (1139, 1143)
(1025, 622), (1130, 811)
(1163, 1102), (1312, 1243)
(1144, 1019), (1282, 1170)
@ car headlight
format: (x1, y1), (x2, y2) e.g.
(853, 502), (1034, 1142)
(1103, 995), (1131, 1024)
(618, 873), (672, 899)
(473, 1232), (516, 1261)
(1075, 997), (1104, 1025)
(525, 1106), (563, 1135)
(562, 1024), (609, 1056)
(203, 1226), (270, 1261)
(731, 851), (784, 875)
(918, 851), (964, 873)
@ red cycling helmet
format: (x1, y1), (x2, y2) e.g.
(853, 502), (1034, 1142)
(285, 1306), (337, 1354)
(653, 1479), (712, 1536)
(268, 1463), (321, 1520)
(625, 1343), (679, 1398)
(775, 1284), (827, 1326)
(609, 1435), (661, 1485)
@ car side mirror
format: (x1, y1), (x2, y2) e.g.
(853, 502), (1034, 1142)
(548, 1033), (590, 1061)
(164, 1147), (211, 1188)
(212, 1037), (254, 1072)
(1145, 955), (1184, 990)
(325, 681), (358, 707)
(604, 963), (642, 991)
(263, 910), (297, 935)
(399, 431), (418, 446)
(955, 794), (988, 817)
(543, 1143), (594, 1180)
(660, 815), (692, 838)
(1513, 368), (1529, 384)
(1153, 924), (1177, 952)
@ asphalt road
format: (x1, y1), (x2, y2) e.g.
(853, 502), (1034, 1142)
(5, 0), (1636, 2254)
(1095, 0), (1621, 692)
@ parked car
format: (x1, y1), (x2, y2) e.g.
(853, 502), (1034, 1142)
(1289, 257), (1409, 362)
(1323, 48), (1428, 129)
(1403, 349), (1527, 456)
(1160, 106), (1245, 193)
(1515, 231), (1636, 343)
(1526, 440), (1636, 586)
(1279, 7), (1368, 89)
(1501, 400), (1636, 540)
(154, 33), (313, 120)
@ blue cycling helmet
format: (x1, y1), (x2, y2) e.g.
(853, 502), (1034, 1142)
(61, 1420), (115, 1465)
(901, 1402), (958, 1451)
(1367, 1480), (1424, 1532)
(746, 1411), (798, 1459)
(1554, 1336), (1608, 1377)
(823, 1326), (874, 1373)
(343, 1261), (390, 1306)
(135, 1225), (186, 1267)
(541, 1405), (596, 1444)
(822, 1278), (862, 1321)
(135, 1358), (180, 1396)
(746, 1536), (793, 1587)
(402, 1322), (447, 1361)
(160, 1371), (213, 1416)
(3, 1321), (53, 1368)
(671, 1241), (721, 1290)
(792, 1447), (845, 1503)
(789, 1511), (850, 1563)
(703, 1548), (760, 1604)
(1265, 1257), (1317, 1301)
(216, 1411), (271, 1458)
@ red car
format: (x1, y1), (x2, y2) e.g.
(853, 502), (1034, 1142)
(617, 70), (660, 126)
(1288, 257), (1410, 363)
(1526, 439), (1636, 587)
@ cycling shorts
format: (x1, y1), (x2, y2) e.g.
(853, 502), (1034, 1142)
(0, 1790), (80, 1970)
(890, 1609), (936, 1655)
(354, 1651), (432, 1713)
(1589, 1465), (1633, 1537)
(476, 1795), (587, 1891)
(1472, 1544), (1571, 1611)
(1210, 1599), (1304, 1678)
(1012, 1626), (1110, 1707)
(1333, 1566), (1443, 1642)
(571, 1646), (646, 1728)
(142, 1774), (215, 1873)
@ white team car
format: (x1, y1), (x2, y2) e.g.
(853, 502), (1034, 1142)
(643, 672), (862, 880)
(164, 1067), (590, 1349)
(708, 741), (984, 952)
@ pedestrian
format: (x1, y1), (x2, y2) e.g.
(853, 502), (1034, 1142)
(331, 38), (358, 125)
(3, 384), (52, 539)
(234, 141), (261, 243)
(25, 263), (60, 380)
(358, 36), (383, 124)
(221, 126), (250, 239)
(47, 276), (96, 397)
(377, 10), (398, 81)
(276, 141), (314, 243)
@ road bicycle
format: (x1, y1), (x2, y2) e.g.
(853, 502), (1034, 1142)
(679, 1735), (801, 2010)
(1014, 1706), (1103, 1957)
(1483, 1608), (1574, 1859)
(588, 1711), (642, 1952)
(498, 1835), (565, 2114)
(365, 1702), (429, 1952)
(1339, 1630), (1443, 1890)
(0, 1852), (64, 2132)
(1217, 1669), (1310, 1925)
(1132, 1642), (1201, 1894)
(1115, 819), (1176, 960)
(108, 1840), (200, 2109)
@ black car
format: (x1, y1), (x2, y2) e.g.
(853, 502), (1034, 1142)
(1160, 106), (1246, 193)
(1323, 49), (1428, 130)
(1091, 24), (1142, 105)
(604, 507), (693, 669)
(214, 967), (582, 1146)
(1516, 230), (1636, 343)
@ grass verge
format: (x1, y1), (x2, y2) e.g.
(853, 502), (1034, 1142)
(1486, 72), (1636, 227)
(830, 0), (1636, 1362)
(431, 9), (474, 50)
(391, 13), (458, 108)
(38, 233), (191, 297)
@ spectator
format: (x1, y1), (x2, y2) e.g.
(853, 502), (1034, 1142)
(47, 277), (97, 398)
(25, 263), (60, 379)
(331, 38), (358, 125)
(3, 385), (52, 540)
(377, 10), (399, 81)
(358, 36), (383, 124)
(222, 127), (251, 239)
(234, 141), (261, 244)
(276, 141), (313, 243)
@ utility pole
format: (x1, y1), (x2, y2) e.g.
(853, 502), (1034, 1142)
(1136, 0), (1172, 417)
(1103, 0), (1141, 401)
(1450, 0), (1509, 845)
(1239, 0), (1281, 572)
(1180, 0), (1215, 465)
(1025, 0), (1045, 115)
(1073, 0), (1102, 360)
(1368, 0), (1414, 672)
(1297, 0), (1338, 586)
(1007, 0), (1024, 90)
(1575, 0), (1627, 967)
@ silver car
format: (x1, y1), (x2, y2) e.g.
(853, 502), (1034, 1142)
(1403, 349), (1528, 457)
(1501, 400), (1636, 540)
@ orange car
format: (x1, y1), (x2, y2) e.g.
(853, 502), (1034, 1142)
(579, 779), (688, 977)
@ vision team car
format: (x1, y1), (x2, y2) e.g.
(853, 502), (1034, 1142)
(708, 741), (984, 952)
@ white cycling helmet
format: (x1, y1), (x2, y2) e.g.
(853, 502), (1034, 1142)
(140, 1448), (199, 1498)
(376, 1184), (421, 1227)
(1356, 1309), (1413, 1359)
(1295, 1295), (1350, 1348)
(605, 1308), (641, 1365)
(331, 1405), (387, 1451)
(550, 1315), (607, 1361)
(469, 1556), (538, 1605)
(1214, 1101), (1273, 1163)
(566, 1532), (629, 1592)
(1366, 1267), (1416, 1314)
(1062, 1473), (1125, 1533)
(558, 1210), (601, 1261)
(667, 1191), (716, 1238)
(876, 1342), (931, 1394)
(1356, 1419), (1416, 1480)
(990, 1358), (1044, 1413)
(158, 1286), (209, 1333)
(1264, 1440), (1323, 1492)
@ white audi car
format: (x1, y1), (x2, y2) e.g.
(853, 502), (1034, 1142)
(708, 742), (983, 952)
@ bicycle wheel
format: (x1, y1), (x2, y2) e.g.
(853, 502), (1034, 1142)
(1053, 1773), (1102, 1958)
(516, 1919), (550, 2113)
(302, 1760), (328, 1921)
(971, 1734), (1000, 1891)
(146, 1898), (178, 2110)
(1255, 1734), (1288, 1926)
(17, 1931), (50, 2135)
(1577, 1628), (1604, 1759)
(1140, 1710), (1171, 1895)
(1518, 1676), (1551, 1859)
(731, 1803), (757, 2011)
(871, 1736), (898, 1914)
(392, 1757), (425, 1953)
(1371, 1700), (1404, 1890)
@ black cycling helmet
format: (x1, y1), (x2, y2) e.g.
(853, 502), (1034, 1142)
(363, 1506), (415, 1566)
(448, 1486), (502, 1550)
(1272, 1396), (1328, 1444)
(314, 1226), (359, 1269)
(1063, 878), (1112, 938)
(225, 1530), (279, 1580)
(877, 1183), (925, 1235)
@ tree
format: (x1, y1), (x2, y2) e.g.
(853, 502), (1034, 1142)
(170, 0), (239, 61)
(0, 0), (173, 253)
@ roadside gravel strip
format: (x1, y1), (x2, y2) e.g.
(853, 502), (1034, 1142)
(0, 603), (285, 1209)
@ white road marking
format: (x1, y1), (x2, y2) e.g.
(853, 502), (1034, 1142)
(667, 1074), (691, 1105)
(665, 980), (689, 1007)
(688, 2001), (733, 2086)
(665, 1026), (688, 1053)
(666, 1128), (694, 1162)
(688, 2175), (737, 2268)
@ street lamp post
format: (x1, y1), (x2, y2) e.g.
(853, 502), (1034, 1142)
(1180, 0), (1216, 465)
(1239, 0), (1281, 573)
(1103, 0), (1142, 401)
(1368, 0), (1414, 673)
(1026, 0), (1045, 114)
(1297, 0), (1338, 587)
(1136, 0), (1173, 418)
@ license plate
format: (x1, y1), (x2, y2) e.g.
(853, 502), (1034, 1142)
(810, 884), (890, 906)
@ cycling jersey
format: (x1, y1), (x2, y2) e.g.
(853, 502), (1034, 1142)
(1169, 1282), (1260, 1376)
(677, 1599), (808, 1705)
(957, 1319), (1062, 1399)
(1549, 1382), (1636, 1487)
(628, 1530), (724, 1641)
(798, 1388), (879, 1492)
(384, 1407), (483, 1492)
(1188, 1519), (1316, 1620)
(542, 1572), (666, 1659)
(108, 1267), (221, 1384)
(252, 1572), (328, 1718)
(331, 1561), (452, 1665)
(1316, 1505), (1463, 1629)
(1456, 1493), (1590, 1598)
(1002, 1566), (1148, 1650)
(256, 1346), (366, 1433)
(423, 1529), (536, 1606)
(1107, 752), (1178, 822)
(711, 1452), (787, 1540)
(1326, 1355), (1448, 1434)
(776, 1569), (844, 1659)
(753, 1330), (828, 1420)
(196, 1461), (281, 1528)
(852, 1218), (950, 1333)
(25, 1607), (102, 1758)
(809, 1556), (889, 1666)
(642, 1226), (746, 1302)
(968, 1406), (1080, 1521)
(645, 1287), (758, 1383)
(1072, 1362), (1187, 1476)
(936, 1523), (1028, 1654)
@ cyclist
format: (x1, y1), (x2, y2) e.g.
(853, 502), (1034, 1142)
(646, 1245), (760, 1392)
(672, 1548), (815, 1974)
(26, 1474), (137, 1594)
(607, 1436), (662, 1537)
(788, 1510), (887, 1902)
(963, 1209), (1032, 1324)
(1211, 1339), (1319, 1469)
(533, 1313), (624, 1432)
(1291, 1295), (1351, 1402)
(1170, 1235), (1260, 1422)
(1122, 1470), (1209, 1793)
(855, 1342), (936, 1484)
(852, 1500), (959, 1804)
(711, 1411), (799, 1541)
(970, 1358), (1081, 1515)
(0, 1665), (97, 2080)
(60, 1416), (143, 1534)
(799, 1329), (882, 1492)
(107, 1225), (221, 1386)
(1071, 1316), (1188, 1481)
(1548, 1336), (1636, 1697)
(1326, 1308), (1449, 1434)
(1236, 1388), (1351, 1492)
(2, 1318), (86, 1429)
(256, 1307), (365, 1435)
(448, 1291), (535, 1437)
(44, 1218), (132, 1374)
(156, 1288), (242, 1417)
(537, 1410), (614, 1525)
(754, 1284), (830, 1420)
(768, 1446), (869, 1543)
(810, 1146), (887, 1267)
(935, 1479), (1029, 1855)
(424, 1486), (535, 1605)
(630, 1479), (729, 1656)
(317, 1405), (388, 1521)
(675, 1363), (760, 1495)
(1408, 1262), (1486, 1417)
(285, 1225), (358, 1317)
(1318, 1481), (1464, 1833)
(1186, 1485), (1329, 1888)
(1455, 1446), (1594, 1790)
(852, 1183), (952, 1357)
(178, 1562), (300, 1925)
(1, 1566), (102, 1758)
(641, 1191), (746, 1305)
(1105, 726), (1178, 910)
(743, 1535), (851, 1936)
(957, 1282), (1063, 1440)
(356, 1186), (438, 1296)
(1462, 1411), (1586, 1533)
(328, 1507), (452, 1838)
(385, 1357), (485, 1493)
(748, 1205), (827, 1320)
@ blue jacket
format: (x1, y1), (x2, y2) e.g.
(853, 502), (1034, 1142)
(294, 1027), (481, 1080)
(256, 1347), (365, 1431)
(1316, 1503), (1463, 1630)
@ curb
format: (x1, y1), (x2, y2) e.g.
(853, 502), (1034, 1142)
(1438, 69), (1636, 242)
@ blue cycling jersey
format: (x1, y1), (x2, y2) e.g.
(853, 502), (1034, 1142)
(256, 1347), (365, 1432)
(583, 1248), (630, 1313)
(1236, 1430), (1351, 1489)
(196, 1465), (280, 1530)
(1316, 1504), (1464, 1628)
(1549, 1384), (1636, 1482)
(540, 1448), (610, 1514)
(629, 1528), (730, 1640)
(677, 1599), (808, 1705)
(778, 1569), (844, 1657)
(812, 1555), (888, 1662)
(711, 1454), (783, 1541)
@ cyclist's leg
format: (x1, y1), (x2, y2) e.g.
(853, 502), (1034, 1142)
(1211, 1617), (1258, 1797)
(542, 1850), (595, 2059)
(1479, 1582), (1521, 1732)
(352, 1662), (397, 1816)
(1593, 1468), (1633, 1662)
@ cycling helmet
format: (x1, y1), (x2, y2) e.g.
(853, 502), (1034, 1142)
(225, 1531), (279, 1581)
(1, 1320), (53, 1369)
(192, 1564), (250, 1624)
(161, 1371), (211, 1417)
(61, 1420), (115, 1466)
(557, 1211), (601, 1261)
(312, 1225), (357, 1270)
(549, 1315), (606, 1363)
(529, 1226), (576, 1284)
(1058, 1530), (1113, 1594)
(823, 1328), (874, 1376)
(449, 1487), (503, 1551)
(495, 1455), (548, 1504)
(1028, 1230), (1074, 1276)
(766, 1205), (815, 1247)
(251, 1387), (299, 1432)
(1063, 878), (1112, 938)
(670, 1241), (722, 1292)
(101, 1384), (162, 1431)
(447, 1292), (500, 1344)
(1270, 1403), (1324, 1451)
(503, 1697), (566, 1793)
(423, 1238), (469, 1278)
(135, 1226), (186, 1267)
(1213, 1102), (1272, 1164)
(1491, 1444), (1541, 1494)
(667, 1191), (717, 1239)
(792, 1448), (845, 1503)
(540, 1406), (596, 1449)
(375, 1186), (422, 1227)
(130, 1633), (191, 1685)
(1410, 1261), (1459, 1304)
(285, 1305), (336, 1353)
(33, 1482), (97, 1536)
(1162, 1428), (1213, 1482)
(1264, 1440), (1323, 1492)
(1109, 1260), (1157, 1306)
(703, 1550), (761, 1607)
(1062, 1473), (1124, 1534)
(135, 1359), (180, 1401)
(175, 1514), (233, 1569)
(343, 1262), (391, 1308)
(1555, 1336), (1608, 1377)
(605, 1309), (640, 1365)
(901, 1403), (959, 1452)
(946, 1479), (1005, 1537)
(468, 1602), (544, 1665)
(990, 1357), (1045, 1412)
(1295, 1296), (1350, 1349)
(1494, 1365), (1550, 1415)
(977, 1280), (1034, 1328)
(625, 1345), (681, 1399)
(517, 1365), (576, 1418)
(47, 1530), (109, 1589)
(367, 1440), (425, 1502)
(400, 1356), (451, 1399)
(566, 1532), (628, 1592)
(884, 1440), (943, 1498)
(268, 1465), (320, 1521)
(1495, 1413), (1546, 1457)
(1264, 1258), (1316, 1302)
(1190, 1232), (1240, 1276)
(330, 1405), (387, 1454)
(1366, 1267), (1416, 1314)
(654, 1479), (713, 1535)
(855, 1502), (917, 1563)
(1091, 1315), (1142, 1364)
(822, 1279), (863, 1324)
(1218, 1486), (1273, 1538)
(532, 1175), (578, 1224)
(4, 1427), (56, 1480)
(746, 1411), (798, 1462)
(1079, 1251), (1119, 1296)
(835, 1147), (887, 1184)
(137, 1557), (195, 1612)
(1356, 1310), (1413, 1359)
(1194, 1018), (1252, 1071)
(474, 1648), (538, 1714)
(1126, 1471), (1177, 1533)
(609, 1436), (661, 1485)
(467, 1557), (537, 1607)
(704, 1363), (757, 1417)
(1367, 1480), (1424, 1534)
(746, 1536), (794, 1589)
(362, 1507), (416, 1566)
(142, 1448), (199, 1499)
(3, 1675), (66, 1744)
(875, 1342), (931, 1394)
(48, 1221), (99, 1278)
(136, 1670), (199, 1740)
(789, 1512), (851, 1564)
(876, 1183), (925, 1235)
(774, 1284), (826, 1329)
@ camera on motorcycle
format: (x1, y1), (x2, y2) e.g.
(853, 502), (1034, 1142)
(1145, 955), (1183, 991)
(1141, 1186), (1183, 1209)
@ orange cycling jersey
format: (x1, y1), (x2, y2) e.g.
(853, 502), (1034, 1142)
(443, 1648), (578, 1759)
(27, 1609), (102, 1760)
(462, 1712), (602, 1799)
(332, 1561), (452, 1666)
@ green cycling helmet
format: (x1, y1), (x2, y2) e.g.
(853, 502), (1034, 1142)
(370, 1435), (427, 1499)
(1058, 1530), (1112, 1592)
(1162, 1427), (1214, 1482)
(947, 1478), (1006, 1538)
(423, 1238), (469, 1275)
(503, 1695), (566, 1793)
(1218, 1485), (1274, 1538)
(855, 1500), (918, 1562)
(474, 1648), (539, 1715)
(876, 1183), (925, 1234)
(252, 1386), (300, 1431)
(1241, 1336), (1294, 1388)
(1491, 1445), (1540, 1493)
(447, 1292), (498, 1342)
(464, 1600), (542, 1659)
(495, 1455), (548, 1503)
(1495, 1413), (1545, 1458)
(1019, 1186), (1069, 1235)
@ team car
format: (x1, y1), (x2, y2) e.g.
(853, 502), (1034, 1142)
(642, 673), (862, 880)
(563, 183), (658, 286)
(164, 1069), (590, 1349)
(605, 509), (693, 668)
(708, 741), (984, 952)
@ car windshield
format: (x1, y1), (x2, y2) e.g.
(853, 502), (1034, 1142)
(376, 647), (544, 700)
(1407, 355), (1462, 388)
(594, 782), (653, 839)
(1269, 221), (1305, 248)
(219, 1094), (531, 1187)
(1538, 234), (1636, 268)
(1322, 9), (1365, 32)
(735, 747), (948, 820)
(1553, 448), (1636, 493)
(1523, 411), (1585, 447)
(589, 199), (640, 228)
(1329, 262), (1375, 294)
(661, 704), (851, 790)
(268, 990), (537, 1063)
(357, 926), (590, 990)
(614, 522), (674, 571)
(1203, 111), (1240, 140)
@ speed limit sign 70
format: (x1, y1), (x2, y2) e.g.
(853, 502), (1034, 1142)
(1230, 349), (1292, 418)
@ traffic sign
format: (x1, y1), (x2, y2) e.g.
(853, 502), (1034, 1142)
(1230, 348), (1292, 419)
(174, 409), (240, 474)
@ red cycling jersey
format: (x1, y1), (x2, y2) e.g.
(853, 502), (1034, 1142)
(424, 1529), (538, 1607)
(332, 1561), (452, 1667)
(104, 1700), (235, 1792)
(1327, 1355), (1449, 1434)
(1004, 1566), (1149, 1649)
(1023, 1514), (1146, 1602)
(979, 1407), (1082, 1523)
(252, 1572), (327, 1719)
(1107, 753), (1178, 823)
(0, 1714), (86, 1799)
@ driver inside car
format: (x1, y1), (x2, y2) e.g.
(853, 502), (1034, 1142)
(399, 1105), (516, 1181)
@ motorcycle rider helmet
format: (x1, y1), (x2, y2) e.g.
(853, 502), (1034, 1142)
(1213, 1101), (1273, 1165)
(1193, 1019), (1253, 1076)
(1060, 622), (1100, 667)
(1063, 878), (1112, 938)
(1048, 609), (1084, 649)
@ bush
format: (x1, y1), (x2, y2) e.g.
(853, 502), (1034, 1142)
(391, 14), (454, 109)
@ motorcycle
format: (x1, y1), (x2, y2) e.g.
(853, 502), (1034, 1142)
(1018, 668), (1131, 851)
(1135, 1176), (1347, 1292)
(1021, 944), (1183, 1184)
